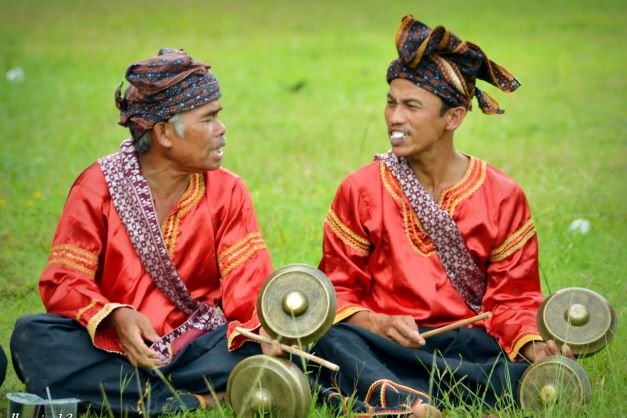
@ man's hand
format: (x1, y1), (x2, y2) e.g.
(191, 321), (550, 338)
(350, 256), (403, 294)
(347, 311), (425, 348)
(259, 327), (285, 357)
(520, 339), (576, 363)
(103, 307), (163, 368)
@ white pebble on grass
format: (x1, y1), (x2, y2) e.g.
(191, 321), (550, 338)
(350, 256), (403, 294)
(6, 67), (25, 83)
(568, 218), (591, 234)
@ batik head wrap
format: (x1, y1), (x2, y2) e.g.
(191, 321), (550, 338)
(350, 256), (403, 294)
(386, 16), (520, 114)
(115, 48), (221, 140)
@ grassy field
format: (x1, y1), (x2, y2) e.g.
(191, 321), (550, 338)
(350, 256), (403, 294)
(1, 0), (625, 416)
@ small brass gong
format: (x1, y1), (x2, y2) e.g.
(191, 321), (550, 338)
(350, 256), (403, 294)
(537, 287), (617, 356)
(227, 354), (311, 418)
(519, 355), (591, 412)
(257, 264), (336, 346)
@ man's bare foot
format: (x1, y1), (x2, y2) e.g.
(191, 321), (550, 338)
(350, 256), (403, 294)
(412, 403), (442, 418)
(200, 391), (227, 408)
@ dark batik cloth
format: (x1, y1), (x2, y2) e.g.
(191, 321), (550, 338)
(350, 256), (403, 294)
(310, 323), (529, 414)
(11, 314), (261, 417)
(387, 15), (520, 114)
(115, 48), (221, 140)
(0, 344), (7, 387)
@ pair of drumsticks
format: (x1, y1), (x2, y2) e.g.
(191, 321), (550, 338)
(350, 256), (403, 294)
(236, 311), (491, 372)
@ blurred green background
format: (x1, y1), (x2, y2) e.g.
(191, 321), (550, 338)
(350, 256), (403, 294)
(1, 0), (625, 416)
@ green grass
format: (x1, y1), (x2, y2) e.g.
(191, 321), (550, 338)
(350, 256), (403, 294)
(1, 0), (625, 416)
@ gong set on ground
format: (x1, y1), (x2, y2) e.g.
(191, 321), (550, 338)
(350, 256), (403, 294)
(225, 265), (493, 417)
(227, 264), (337, 418)
(518, 287), (617, 412)
(225, 264), (617, 417)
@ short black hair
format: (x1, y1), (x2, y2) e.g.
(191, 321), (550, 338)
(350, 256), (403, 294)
(439, 100), (452, 117)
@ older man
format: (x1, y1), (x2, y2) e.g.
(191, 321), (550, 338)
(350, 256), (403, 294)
(312, 17), (571, 417)
(11, 49), (274, 416)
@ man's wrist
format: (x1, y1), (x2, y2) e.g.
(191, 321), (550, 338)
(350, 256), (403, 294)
(346, 310), (374, 330)
(520, 340), (546, 362)
(101, 306), (131, 328)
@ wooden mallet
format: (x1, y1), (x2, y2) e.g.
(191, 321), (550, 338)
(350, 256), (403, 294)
(420, 312), (492, 339)
(234, 326), (340, 372)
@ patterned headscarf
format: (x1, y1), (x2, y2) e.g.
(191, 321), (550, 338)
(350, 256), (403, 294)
(386, 16), (520, 114)
(115, 48), (221, 140)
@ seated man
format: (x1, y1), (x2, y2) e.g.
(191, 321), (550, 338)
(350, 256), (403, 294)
(11, 49), (274, 416)
(312, 16), (571, 418)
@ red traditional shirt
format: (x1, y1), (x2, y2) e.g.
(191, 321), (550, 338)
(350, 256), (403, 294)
(40, 163), (273, 355)
(319, 157), (543, 359)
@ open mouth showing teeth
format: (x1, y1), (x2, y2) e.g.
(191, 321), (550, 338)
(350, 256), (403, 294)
(215, 148), (224, 157)
(390, 131), (408, 140)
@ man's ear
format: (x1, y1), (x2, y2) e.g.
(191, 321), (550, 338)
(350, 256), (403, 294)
(445, 106), (467, 131)
(152, 122), (173, 149)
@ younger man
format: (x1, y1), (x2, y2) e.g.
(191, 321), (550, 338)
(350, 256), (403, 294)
(313, 16), (569, 417)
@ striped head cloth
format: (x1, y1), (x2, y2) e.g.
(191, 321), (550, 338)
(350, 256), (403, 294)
(386, 16), (520, 114)
(115, 48), (221, 140)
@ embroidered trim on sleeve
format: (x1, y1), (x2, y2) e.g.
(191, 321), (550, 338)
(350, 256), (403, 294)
(86, 302), (129, 342)
(334, 304), (371, 323)
(218, 232), (267, 277)
(490, 219), (536, 263)
(47, 243), (99, 277)
(75, 300), (98, 322)
(325, 209), (370, 256)
(508, 331), (544, 361)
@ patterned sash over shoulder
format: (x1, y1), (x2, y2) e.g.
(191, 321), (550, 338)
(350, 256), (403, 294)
(375, 151), (486, 312)
(98, 140), (227, 364)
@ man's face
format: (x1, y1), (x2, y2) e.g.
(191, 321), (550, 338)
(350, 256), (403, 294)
(384, 79), (450, 159)
(168, 100), (226, 172)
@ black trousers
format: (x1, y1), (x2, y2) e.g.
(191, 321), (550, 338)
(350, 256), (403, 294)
(310, 323), (529, 415)
(11, 314), (261, 416)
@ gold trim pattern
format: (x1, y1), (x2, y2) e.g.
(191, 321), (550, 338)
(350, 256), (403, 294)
(75, 300), (98, 322)
(378, 158), (487, 257)
(218, 232), (267, 277)
(50, 243), (98, 262)
(364, 379), (430, 409)
(47, 258), (96, 277)
(194, 393), (207, 409)
(380, 163), (435, 256)
(439, 158), (486, 214)
(490, 219), (536, 263)
(334, 305), (370, 323)
(47, 243), (99, 277)
(509, 332), (544, 361)
(86, 303), (129, 343)
(325, 209), (370, 256)
(178, 173), (205, 217)
(162, 173), (206, 256)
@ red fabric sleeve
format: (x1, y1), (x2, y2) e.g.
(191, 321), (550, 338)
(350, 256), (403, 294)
(318, 175), (374, 322)
(215, 178), (274, 350)
(39, 165), (131, 349)
(482, 185), (544, 360)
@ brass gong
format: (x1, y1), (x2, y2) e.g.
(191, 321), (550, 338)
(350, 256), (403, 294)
(537, 287), (617, 356)
(519, 355), (591, 412)
(257, 264), (336, 346)
(227, 354), (311, 418)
